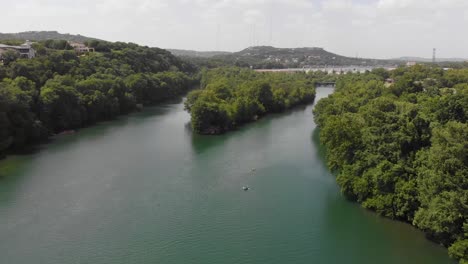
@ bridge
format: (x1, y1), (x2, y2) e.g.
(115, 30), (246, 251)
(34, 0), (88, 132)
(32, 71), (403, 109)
(315, 82), (336, 87)
(254, 66), (396, 74)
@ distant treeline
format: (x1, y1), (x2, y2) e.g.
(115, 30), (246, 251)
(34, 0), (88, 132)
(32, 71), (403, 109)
(0, 40), (198, 158)
(0, 31), (98, 43)
(184, 67), (322, 134)
(314, 65), (468, 263)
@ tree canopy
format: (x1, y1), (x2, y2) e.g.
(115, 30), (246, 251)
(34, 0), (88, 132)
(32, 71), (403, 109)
(0, 40), (197, 158)
(314, 65), (468, 263)
(185, 67), (320, 134)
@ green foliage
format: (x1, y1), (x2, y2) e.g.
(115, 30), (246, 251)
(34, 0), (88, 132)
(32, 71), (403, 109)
(0, 40), (197, 158)
(1, 50), (20, 66)
(185, 67), (316, 134)
(450, 237), (468, 263)
(414, 122), (467, 246)
(0, 77), (46, 155)
(43, 39), (73, 50)
(314, 65), (468, 263)
(200, 46), (400, 69)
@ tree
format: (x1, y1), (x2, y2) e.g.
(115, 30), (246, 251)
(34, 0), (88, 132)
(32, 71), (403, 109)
(185, 67), (317, 134)
(314, 66), (468, 263)
(1, 49), (20, 66)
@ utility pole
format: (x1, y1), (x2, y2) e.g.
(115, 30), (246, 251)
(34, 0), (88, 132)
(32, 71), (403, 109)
(255, 24), (258, 46)
(250, 24), (255, 47)
(269, 16), (273, 46)
(268, 2), (274, 46)
(216, 23), (221, 51)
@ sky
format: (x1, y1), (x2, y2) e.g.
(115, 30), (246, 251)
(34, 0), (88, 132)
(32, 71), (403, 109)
(1, 0), (468, 59)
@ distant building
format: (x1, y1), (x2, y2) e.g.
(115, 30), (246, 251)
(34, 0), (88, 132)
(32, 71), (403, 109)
(0, 41), (36, 59)
(68, 41), (95, 54)
(406, 61), (417, 67)
(384, 78), (395, 88)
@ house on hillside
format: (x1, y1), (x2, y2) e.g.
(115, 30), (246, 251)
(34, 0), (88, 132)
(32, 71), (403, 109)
(385, 78), (395, 87)
(0, 41), (36, 59)
(68, 41), (95, 54)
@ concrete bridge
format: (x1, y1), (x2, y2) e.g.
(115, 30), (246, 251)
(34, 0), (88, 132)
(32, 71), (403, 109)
(315, 82), (336, 87)
(255, 66), (396, 74)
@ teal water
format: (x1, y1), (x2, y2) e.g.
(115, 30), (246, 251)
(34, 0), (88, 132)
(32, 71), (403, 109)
(0, 88), (454, 264)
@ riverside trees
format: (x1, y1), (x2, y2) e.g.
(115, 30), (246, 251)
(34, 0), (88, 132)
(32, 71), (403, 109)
(185, 67), (317, 134)
(314, 65), (468, 263)
(0, 40), (197, 158)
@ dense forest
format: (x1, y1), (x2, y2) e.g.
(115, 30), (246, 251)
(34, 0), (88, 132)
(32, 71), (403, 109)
(184, 67), (320, 134)
(171, 46), (402, 69)
(213, 46), (401, 68)
(0, 39), (198, 158)
(1, 36), (466, 262)
(314, 65), (468, 263)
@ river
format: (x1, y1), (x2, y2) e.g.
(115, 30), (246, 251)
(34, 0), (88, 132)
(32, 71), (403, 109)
(0, 87), (454, 264)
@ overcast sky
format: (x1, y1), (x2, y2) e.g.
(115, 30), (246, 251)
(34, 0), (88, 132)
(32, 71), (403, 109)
(2, 0), (468, 58)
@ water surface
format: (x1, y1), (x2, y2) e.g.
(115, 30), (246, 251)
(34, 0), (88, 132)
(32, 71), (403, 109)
(0, 88), (454, 264)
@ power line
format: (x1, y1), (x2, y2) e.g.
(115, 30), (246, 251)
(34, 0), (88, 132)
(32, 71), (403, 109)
(216, 23), (220, 51)
(252, 24), (257, 47)
(268, 13), (273, 46)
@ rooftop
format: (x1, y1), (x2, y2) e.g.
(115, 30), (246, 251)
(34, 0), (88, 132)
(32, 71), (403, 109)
(0, 42), (32, 49)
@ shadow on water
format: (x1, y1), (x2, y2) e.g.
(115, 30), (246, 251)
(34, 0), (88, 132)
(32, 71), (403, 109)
(0, 99), (183, 203)
(0, 156), (35, 203)
(189, 104), (310, 154)
(311, 128), (330, 169)
(320, 191), (456, 264)
(52, 102), (179, 150)
(190, 133), (227, 154)
(4, 139), (53, 158)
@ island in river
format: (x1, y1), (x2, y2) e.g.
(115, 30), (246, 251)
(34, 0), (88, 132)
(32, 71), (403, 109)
(184, 67), (317, 134)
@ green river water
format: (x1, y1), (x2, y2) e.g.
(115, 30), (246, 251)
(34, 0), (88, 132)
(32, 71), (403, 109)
(0, 87), (454, 264)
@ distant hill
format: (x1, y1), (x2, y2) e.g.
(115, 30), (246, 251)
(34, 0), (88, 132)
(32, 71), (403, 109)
(168, 49), (231, 58)
(0, 31), (100, 42)
(212, 46), (400, 68)
(394, 56), (467, 62)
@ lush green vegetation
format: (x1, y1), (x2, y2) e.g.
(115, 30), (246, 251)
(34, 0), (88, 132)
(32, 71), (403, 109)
(314, 65), (468, 263)
(184, 67), (318, 134)
(0, 40), (197, 158)
(172, 46), (403, 69)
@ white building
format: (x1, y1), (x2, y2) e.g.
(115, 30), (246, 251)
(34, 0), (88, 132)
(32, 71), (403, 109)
(68, 41), (95, 54)
(0, 41), (36, 59)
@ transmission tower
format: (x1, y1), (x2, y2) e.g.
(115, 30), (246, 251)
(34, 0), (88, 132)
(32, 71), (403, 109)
(216, 23), (220, 51)
(432, 48), (436, 63)
(269, 15), (273, 46)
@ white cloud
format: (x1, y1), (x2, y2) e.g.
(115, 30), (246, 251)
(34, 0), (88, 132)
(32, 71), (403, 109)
(243, 9), (266, 24)
(0, 0), (467, 58)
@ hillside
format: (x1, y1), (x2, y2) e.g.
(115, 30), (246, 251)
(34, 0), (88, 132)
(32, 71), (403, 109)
(212, 46), (400, 68)
(0, 39), (197, 159)
(0, 31), (99, 42)
(168, 49), (231, 58)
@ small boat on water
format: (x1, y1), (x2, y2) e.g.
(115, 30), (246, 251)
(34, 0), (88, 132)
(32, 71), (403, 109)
(242, 186), (249, 191)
